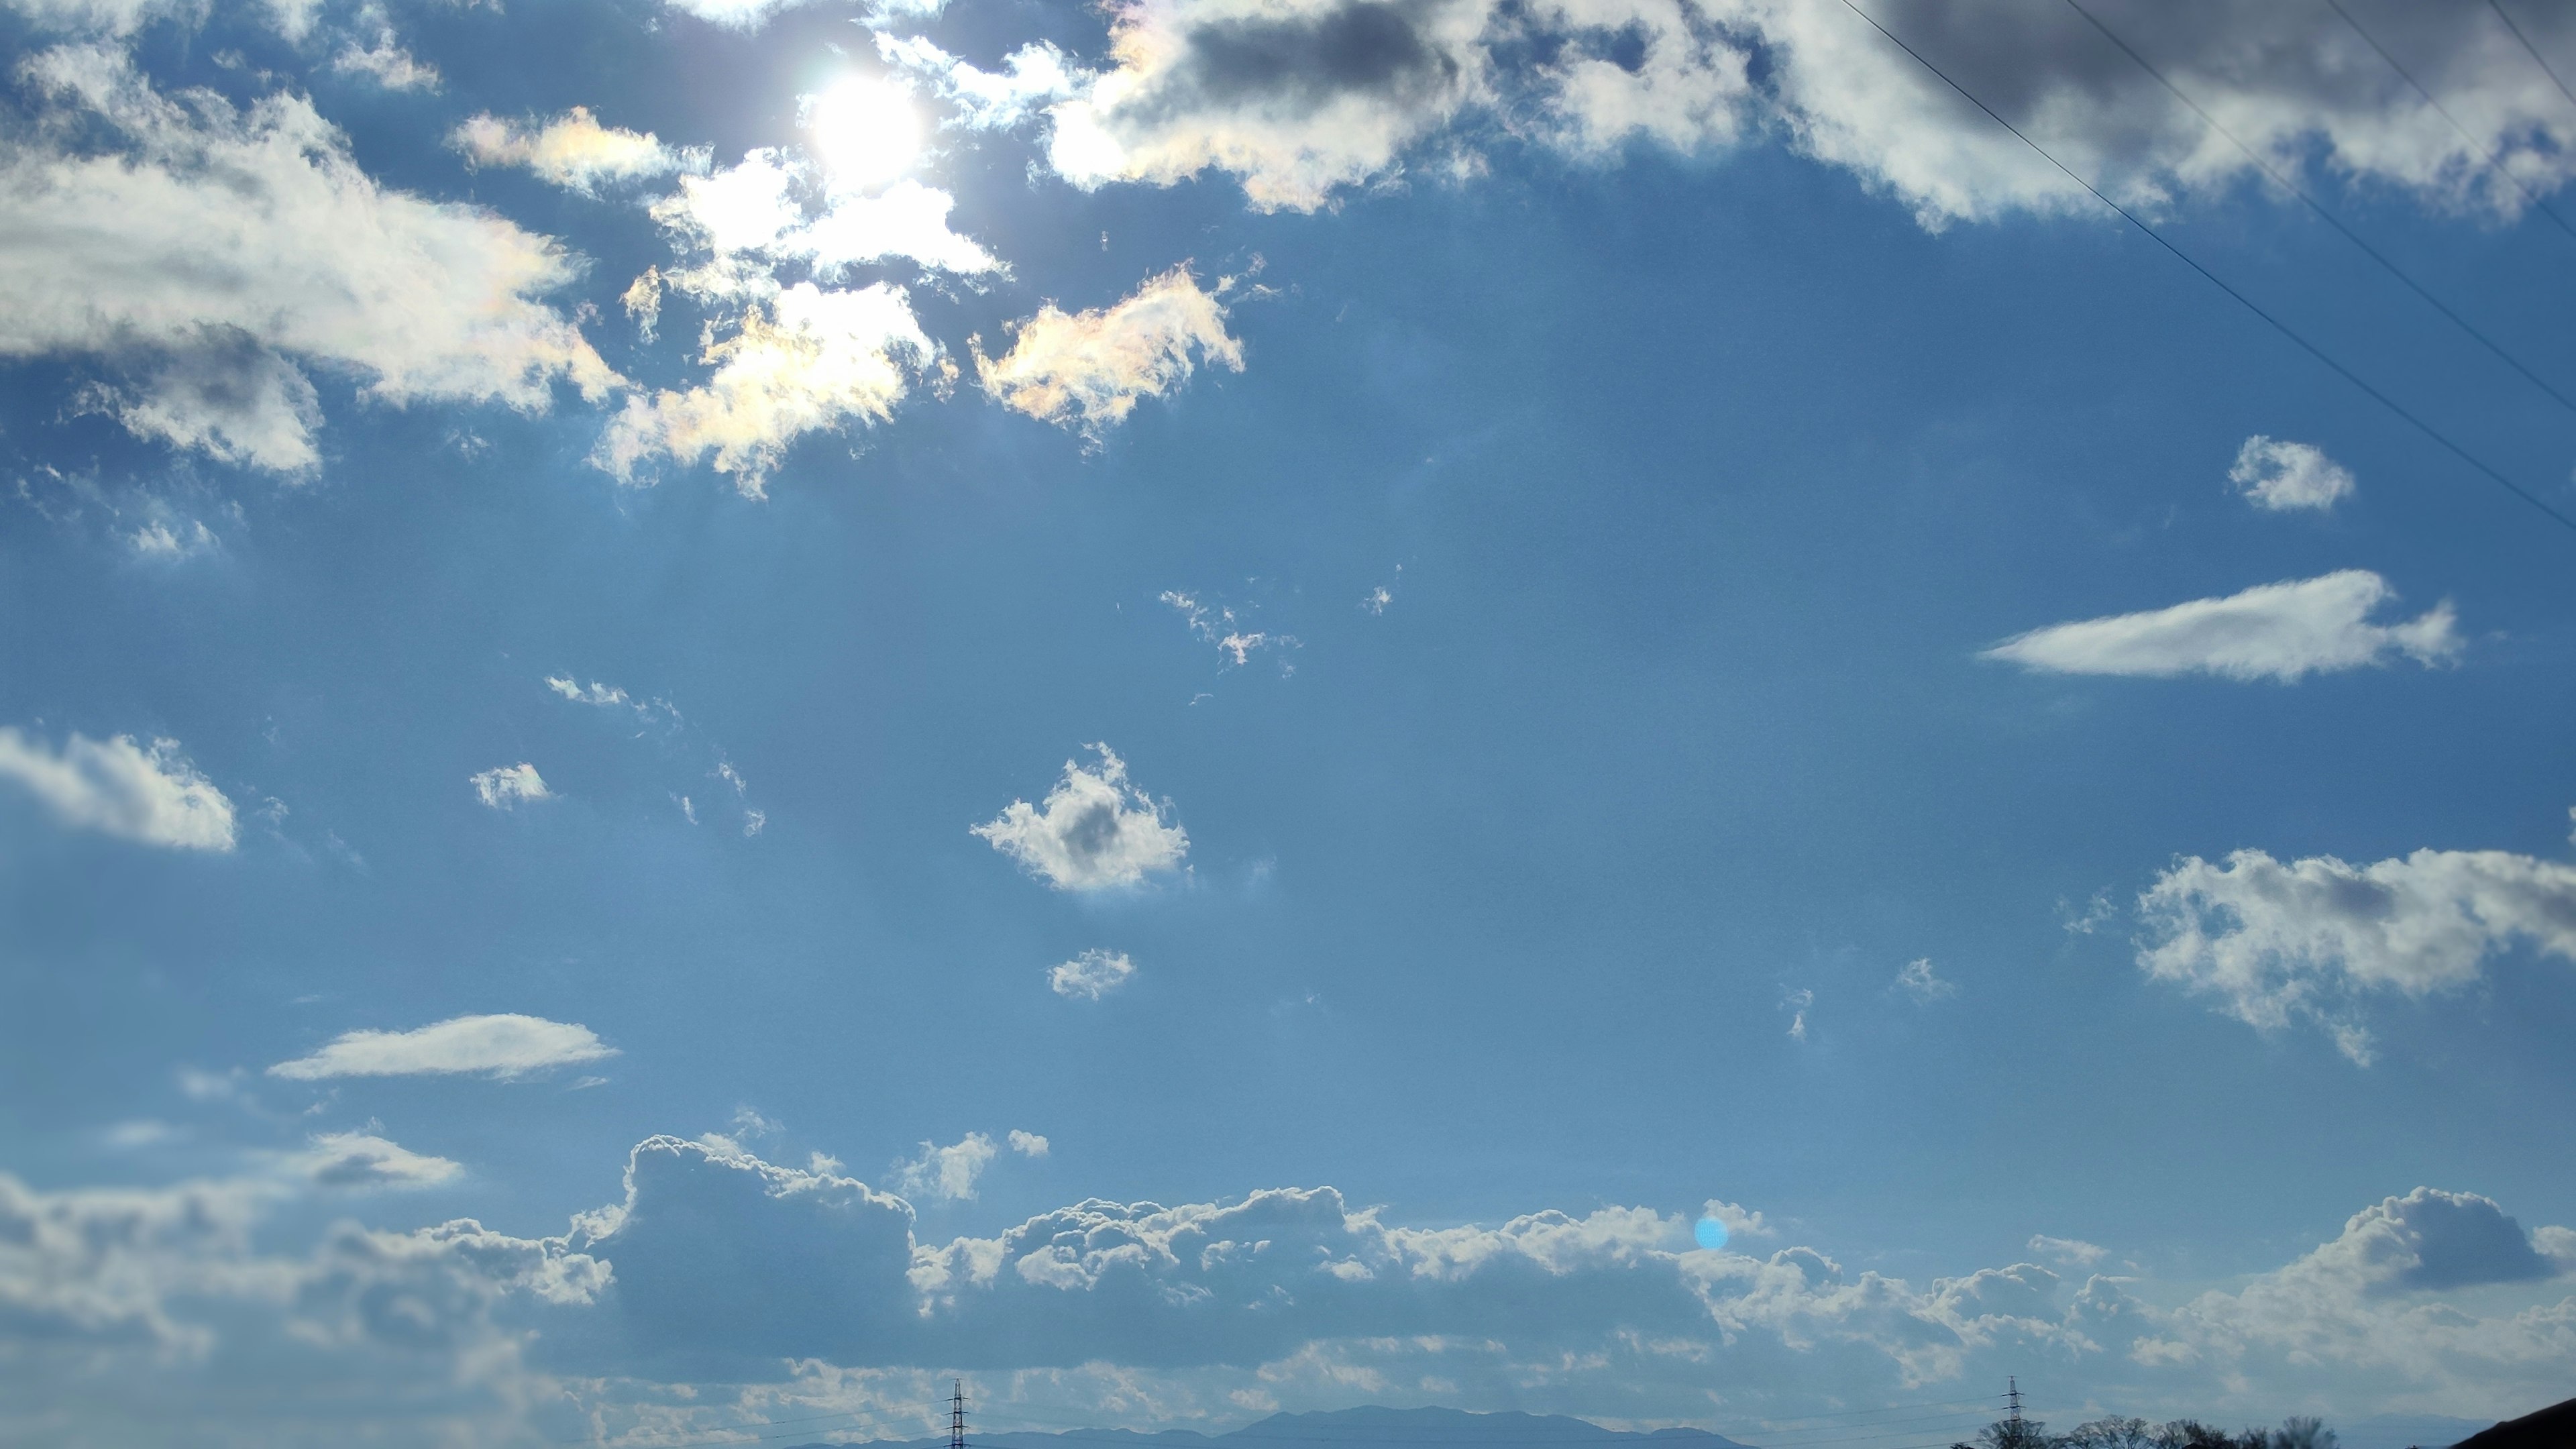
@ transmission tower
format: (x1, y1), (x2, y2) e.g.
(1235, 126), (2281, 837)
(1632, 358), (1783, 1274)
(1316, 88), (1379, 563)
(2006, 1377), (2023, 1428)
(949, 1379), (969, 1449)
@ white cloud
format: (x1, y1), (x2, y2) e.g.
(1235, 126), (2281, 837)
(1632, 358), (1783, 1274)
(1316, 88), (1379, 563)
(649, 150), (1000, 284)
(268, 1014), (617, 1081)
(2231, 436), (2356, 512)
(1040, 0), (1493, 212)
(470, 762), (551, 810)
(1894, 957), (1955, 1002)
(878, 34), (1085, 131)
(890, 1132), (999, 1202)
(9, 1134), (2576, 1438)
(973, 745), (1189, 890)
(1703, 1199), (1772, 1240)
(453, 107), (698, 191)
(590, 281), (935, 497)
(1049, 948), (1138, 1000)
(1003, 0), (2576, 229)
(0, 727), (236, 851)
(2029, 1234), (2108, 1269)
(291, 1132), (464, 1189)
(2138, 834), (2576, 1065)
(1161, 590), (1293, 666)
(0, 0), (191, 37)
(1782, 986), (1813, 1040)
(333, 31), (441, 92)
(0, 48), (616, 475)
(1983, 571), (2460, 683)
(1008, 1130), (1050, 1158)
(545, 676), (632, 709)
(977, 267), (1243, 438)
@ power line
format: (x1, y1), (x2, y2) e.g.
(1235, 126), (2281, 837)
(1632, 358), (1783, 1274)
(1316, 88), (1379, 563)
(2321, 0), (2576, 244)
(2061, 0), (2576, 417)
(2487, 0), (2576, 113)
(1832, 0), (2576, 537)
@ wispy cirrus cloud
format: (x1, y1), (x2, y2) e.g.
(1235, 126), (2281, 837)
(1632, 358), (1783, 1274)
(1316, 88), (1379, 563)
(268, 1014), (617, 1081)
(0, 727), (236, 851)
(1983, 572), (2459, 683)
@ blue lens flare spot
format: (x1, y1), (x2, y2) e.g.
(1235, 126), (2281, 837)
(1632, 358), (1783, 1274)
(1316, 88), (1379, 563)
(1693, 1216), (1727, 1250)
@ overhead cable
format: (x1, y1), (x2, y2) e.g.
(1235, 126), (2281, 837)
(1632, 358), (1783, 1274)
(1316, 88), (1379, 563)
(1832, 0), (2576, 537)
(2321, 0), (2576, 245)
(2063, 0), (2576, 418)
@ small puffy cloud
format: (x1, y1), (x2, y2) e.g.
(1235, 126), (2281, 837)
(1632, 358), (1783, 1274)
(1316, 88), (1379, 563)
(268, 1014), (617, 1080)
(1049, 949), (1138, 1000)
(2029, 1234), (2109, 1269)
(1894, 957), (1955, 1002)
(591, 282), (935, 497)
(1008, 1130), (1050, 1158)
(973, 745), (1189, 890)
(976, 266), (1243, 439)
(470, 762), (551, 810)
(545, 676), (632, 709)
(2137, 834), (2576, 1065)
(1983, 571), (2459, 683)
(453, 107), (698, 192)
(293, 1132), (464, 1189)
(891, 1132), (999, 1202)
(0, 48), (615, 474)
(2231, 436), (2356, 513)
(0, 727), (236, 851)
(1781, 986), (1813, 1040)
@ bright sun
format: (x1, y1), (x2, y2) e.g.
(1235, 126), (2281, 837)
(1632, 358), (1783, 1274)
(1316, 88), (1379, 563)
(804, 76), (922, 186)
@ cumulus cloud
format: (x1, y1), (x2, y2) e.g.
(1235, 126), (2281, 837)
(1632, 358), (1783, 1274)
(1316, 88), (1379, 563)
(453, 107), (699, 191)
(976, 266), (1244, 438)
(973, 745), (1189, 890)
(1040, 0), (1492, 211)
(1001, 0), (2576, 227)
(1008, 1130), (1050, 1158)
(1781, 987), (1813, 1040)
(1983, 571), (2459, 683)
(0, 48), (615, 475)
(878, 34), (1086, 130)
(890, 1133), (999, 1203)
(268, 1014), (619, 1081)
(2138, 833), (2576, 1065)
(2231, 436), (2357, 512)
(0, 727), (236, 851)
(470, 762), (551, 809)
(1049, 948), (1138, 999)
(1894, 957), (1955, 1002)
(591, 282), (935, 496)
(9, 1133), (2576, 1439)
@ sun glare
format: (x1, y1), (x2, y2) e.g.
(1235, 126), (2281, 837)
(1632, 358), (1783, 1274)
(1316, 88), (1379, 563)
(804, 76), (922, 187)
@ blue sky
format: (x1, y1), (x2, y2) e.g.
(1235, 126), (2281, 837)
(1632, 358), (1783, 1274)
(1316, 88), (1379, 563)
(5, 0), (2576, 1444)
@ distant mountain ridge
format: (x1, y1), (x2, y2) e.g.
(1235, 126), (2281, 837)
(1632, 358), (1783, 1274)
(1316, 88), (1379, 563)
(793, 1405), (1762, 1449)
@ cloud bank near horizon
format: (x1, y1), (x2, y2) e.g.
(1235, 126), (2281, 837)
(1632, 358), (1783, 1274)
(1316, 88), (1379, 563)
(4, 1132), (2571, 1447)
